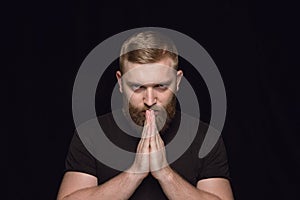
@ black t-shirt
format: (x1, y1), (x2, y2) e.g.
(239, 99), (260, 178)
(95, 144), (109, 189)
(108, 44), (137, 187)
(65, 110), (230, 199)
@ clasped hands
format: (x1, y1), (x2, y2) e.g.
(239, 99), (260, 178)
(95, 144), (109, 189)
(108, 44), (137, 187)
(127, 109), (171, 180)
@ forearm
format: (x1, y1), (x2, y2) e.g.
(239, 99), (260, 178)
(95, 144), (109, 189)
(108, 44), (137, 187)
(62, 171), (143, 200)
(157, 167), (221, 200)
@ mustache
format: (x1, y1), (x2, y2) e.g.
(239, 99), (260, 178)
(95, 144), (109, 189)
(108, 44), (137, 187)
(139, 106), (162, 112)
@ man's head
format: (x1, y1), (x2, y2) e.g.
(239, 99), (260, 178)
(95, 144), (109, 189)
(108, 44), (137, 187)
(116, 31), (183, 133)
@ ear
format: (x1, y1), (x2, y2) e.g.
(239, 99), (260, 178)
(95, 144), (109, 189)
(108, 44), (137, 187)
(116, 71), (123, 93)
(176, 70), (183, 91)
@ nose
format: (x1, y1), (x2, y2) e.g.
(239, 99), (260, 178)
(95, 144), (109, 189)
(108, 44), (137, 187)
(143, 87), (157, 107)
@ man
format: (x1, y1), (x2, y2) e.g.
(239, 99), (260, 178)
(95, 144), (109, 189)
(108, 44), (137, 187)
(57, 31), (234, 199)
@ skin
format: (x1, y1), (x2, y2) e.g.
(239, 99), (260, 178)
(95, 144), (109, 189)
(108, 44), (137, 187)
(57, 57), (234, 200)
(118, 59), (180, 132)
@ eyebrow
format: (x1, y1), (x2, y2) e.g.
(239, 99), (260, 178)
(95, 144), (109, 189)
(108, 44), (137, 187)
(126, 80), (173, 86)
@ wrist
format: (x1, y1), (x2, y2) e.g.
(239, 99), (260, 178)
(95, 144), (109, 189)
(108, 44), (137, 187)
(125, 168), (148, 182)
(153, 166), (174, 181)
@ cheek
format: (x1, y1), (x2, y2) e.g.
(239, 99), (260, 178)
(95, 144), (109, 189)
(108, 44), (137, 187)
(158, 91), (175, 105)
(122, 88), (135, 102)
(128, 93), (143, 105)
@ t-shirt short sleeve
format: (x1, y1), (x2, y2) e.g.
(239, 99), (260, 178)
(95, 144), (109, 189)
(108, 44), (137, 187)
(197, 136), (230, 181)
(65, 131), (97, 177)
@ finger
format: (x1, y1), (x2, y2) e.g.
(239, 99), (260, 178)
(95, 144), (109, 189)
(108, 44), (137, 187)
(147, 110), (154, 137)
(143, 132), (150, 153)
(147, 110), (156, 151)
(140, 126), (150, 153)
(138, 114), (149, 153)
(137, 138), (143, 153)
(150, 134), (157, 152)
(159, 137), (164, 147)
(155, 131), (161, 150)
(150, 110), (160, 150)
(141, 111), (150, 139)
(141, 110), (151, 152)
(150, 110), (157, 137)
(151, 110), (159, 134)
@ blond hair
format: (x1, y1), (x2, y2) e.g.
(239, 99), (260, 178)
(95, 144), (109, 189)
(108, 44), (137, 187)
(119, 31), (178, 73)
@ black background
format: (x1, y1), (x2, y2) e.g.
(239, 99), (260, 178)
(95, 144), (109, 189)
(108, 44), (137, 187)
(9, 0), (299, 199)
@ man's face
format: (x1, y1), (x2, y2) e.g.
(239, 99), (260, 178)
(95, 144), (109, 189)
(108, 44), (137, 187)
(116, 57), (183, 133)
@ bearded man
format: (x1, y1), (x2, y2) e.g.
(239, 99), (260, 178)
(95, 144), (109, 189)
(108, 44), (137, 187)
(57, 31), (234, 200)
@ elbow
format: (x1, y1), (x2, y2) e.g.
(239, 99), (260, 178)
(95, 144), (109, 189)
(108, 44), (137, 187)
(57, 196), (69, 200)
(56, 196), (64, 200)
(57, 194), (70, 200)
(213, 196), (222, 200)
(208, 193), (222, 200)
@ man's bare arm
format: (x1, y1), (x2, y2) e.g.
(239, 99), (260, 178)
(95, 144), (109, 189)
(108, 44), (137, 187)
(146, 110), (233, 200)
(57, 115), (153, 200)
(155, 167), (234, 200)
(57, 170), (144, 200)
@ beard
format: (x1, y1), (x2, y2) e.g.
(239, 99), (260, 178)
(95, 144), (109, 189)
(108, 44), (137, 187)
(127, 95), (177, 134)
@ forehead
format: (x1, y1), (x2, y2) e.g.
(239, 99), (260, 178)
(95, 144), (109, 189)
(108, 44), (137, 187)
(123, 57), (175, 72)
(122, 59), (177, 84)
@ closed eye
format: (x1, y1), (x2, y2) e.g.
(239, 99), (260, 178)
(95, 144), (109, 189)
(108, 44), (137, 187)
(131, 84), (145, 91)
(155, 84), (168, 90)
